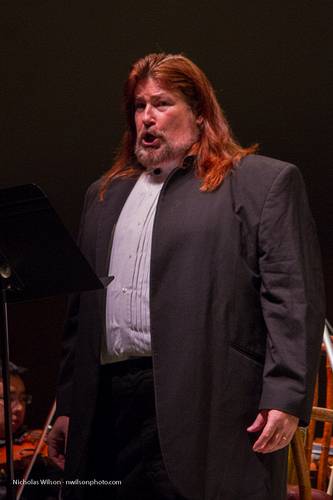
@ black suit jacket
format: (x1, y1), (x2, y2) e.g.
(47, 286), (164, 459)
(57, 155), (325, 500)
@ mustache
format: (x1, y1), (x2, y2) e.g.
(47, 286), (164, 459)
(137, 129), (164, 142)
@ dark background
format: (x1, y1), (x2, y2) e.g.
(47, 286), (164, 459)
(1, 1), (332, 427)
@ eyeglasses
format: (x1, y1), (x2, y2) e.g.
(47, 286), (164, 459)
(0, 394), (32, 406)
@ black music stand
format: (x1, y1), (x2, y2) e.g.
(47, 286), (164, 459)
(0, 184), (110, 499)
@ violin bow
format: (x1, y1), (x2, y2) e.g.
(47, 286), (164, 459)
(16, 399), (56, 500)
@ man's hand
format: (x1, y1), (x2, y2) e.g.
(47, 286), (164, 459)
(247, 409), (298, 453)
(47, 415), (69, 470)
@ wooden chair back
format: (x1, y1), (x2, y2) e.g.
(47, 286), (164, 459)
(305, 344), (333, 491)
(288, 408), (333, 500)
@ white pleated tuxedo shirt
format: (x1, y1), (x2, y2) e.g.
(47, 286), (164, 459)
(101, 170), (167, 364)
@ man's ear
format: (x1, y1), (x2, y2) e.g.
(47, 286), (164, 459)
(196, 116), (203, 127)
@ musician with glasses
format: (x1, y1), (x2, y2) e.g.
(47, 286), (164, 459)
(0, 363), (59, 500)
(0, 362), (31, 442)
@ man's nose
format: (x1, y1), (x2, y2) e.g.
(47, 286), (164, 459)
(142, 105), (156, 126)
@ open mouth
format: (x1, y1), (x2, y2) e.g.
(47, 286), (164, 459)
(142, 132), (160, 148)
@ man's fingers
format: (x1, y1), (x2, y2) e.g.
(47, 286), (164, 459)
(47, 437), (65, 470)
(247, 410), (267, 433)
(47, 415), (69, 470)
(255, 431), (292, 454)
(48, 452), (65, 471)
(252, 409), (299, 453)
(252, 421), (276, 452)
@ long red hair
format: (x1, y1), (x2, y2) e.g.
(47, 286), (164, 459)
(100, 53), (257, 198)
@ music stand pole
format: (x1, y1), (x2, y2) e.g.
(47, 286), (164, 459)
(0, 266), (15, 500)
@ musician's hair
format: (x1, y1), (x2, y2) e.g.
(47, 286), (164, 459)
(0, 361), (26, 379)
(100, 53), (257, 198)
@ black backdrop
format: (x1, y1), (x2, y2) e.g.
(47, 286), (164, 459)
(1, 1), (333, 427)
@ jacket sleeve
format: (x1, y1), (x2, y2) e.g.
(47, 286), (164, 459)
(258, 163), (325, 426)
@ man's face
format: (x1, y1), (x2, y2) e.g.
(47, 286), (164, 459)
(134, 77), (201, 168)
(0, 375), (26, 437)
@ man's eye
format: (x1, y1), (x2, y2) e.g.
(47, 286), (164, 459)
(158, 101), (169, 107)
(135, 102), (145, 110)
